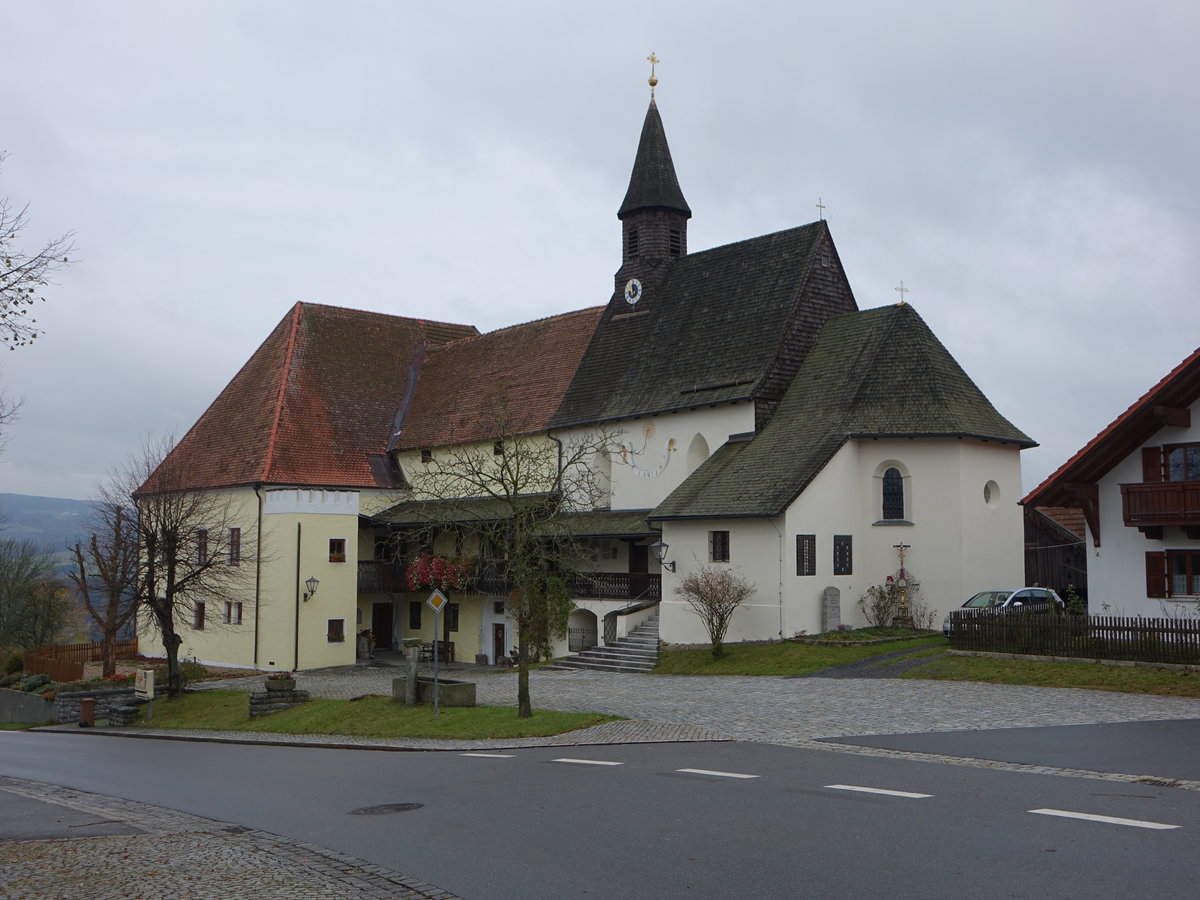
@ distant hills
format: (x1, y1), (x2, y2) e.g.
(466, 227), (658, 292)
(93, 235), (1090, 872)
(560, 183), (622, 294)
(0, 493), (93, 554)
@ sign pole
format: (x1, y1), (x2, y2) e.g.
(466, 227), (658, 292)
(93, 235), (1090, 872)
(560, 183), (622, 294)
(426, 588), (449, 721)
(432, 606), (440, 720)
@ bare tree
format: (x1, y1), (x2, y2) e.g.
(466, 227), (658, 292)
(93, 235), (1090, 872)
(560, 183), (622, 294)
(123, 436), (255, 698)
(403, 414), (614, 718)
(1, 152), (74, 350)
(68, 490), (140, 677)
(0, 537), (70, 651)
(675, 565), (756, 658)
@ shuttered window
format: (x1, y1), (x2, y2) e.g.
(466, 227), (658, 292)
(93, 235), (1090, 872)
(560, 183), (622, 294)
(833, 535), (853, 576)
(709, 531), (731, 563)
(1146, 551), (1167, 598)
(796, 535), (816, 576)
(1142, 447), (1164, 483)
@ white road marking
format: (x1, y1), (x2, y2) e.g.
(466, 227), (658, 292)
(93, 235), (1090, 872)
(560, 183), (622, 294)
(676, 768), (760, 779)
(552, 758), (624, 766)
(1029, 809), (1180, 830)
(460, 752), (514, 758)
(825, 784), (933, 799)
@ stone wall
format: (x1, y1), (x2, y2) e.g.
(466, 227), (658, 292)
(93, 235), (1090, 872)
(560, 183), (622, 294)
(55, 687), (139, 724)
(249, 689), (311, 718)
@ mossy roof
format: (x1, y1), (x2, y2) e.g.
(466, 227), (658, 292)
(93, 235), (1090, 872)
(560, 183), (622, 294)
(651, 303), (1034, 519)
(551, 222), (829, 428)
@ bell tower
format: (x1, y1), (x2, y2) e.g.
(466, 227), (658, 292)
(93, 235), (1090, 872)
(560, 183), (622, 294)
(614, 54), (691, 304)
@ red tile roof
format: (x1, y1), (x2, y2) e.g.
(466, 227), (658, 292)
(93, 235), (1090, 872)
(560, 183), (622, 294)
(392, 307), (604, 449)
(141, 302), (477, 492)
(1023, 344), (1200, 508)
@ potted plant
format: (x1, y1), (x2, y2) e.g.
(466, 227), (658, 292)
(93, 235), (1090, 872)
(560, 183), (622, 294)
(265, 671), (296, 691)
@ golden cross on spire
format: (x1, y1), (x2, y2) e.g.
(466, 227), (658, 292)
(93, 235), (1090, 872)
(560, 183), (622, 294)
(647, 52), (660, 97)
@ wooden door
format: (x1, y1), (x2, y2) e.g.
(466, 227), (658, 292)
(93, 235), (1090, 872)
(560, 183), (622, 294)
(371, 603), (394, 651)
(493, 623), (506, 663)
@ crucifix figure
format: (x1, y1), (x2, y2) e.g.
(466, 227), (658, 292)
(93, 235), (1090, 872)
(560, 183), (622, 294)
(893, 542), (912, 623)
(895, 280), (909, 305)
(647, 52), (660, 97)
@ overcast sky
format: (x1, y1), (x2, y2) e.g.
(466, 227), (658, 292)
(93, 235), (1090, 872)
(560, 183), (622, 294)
(2, 1), (1197, 502)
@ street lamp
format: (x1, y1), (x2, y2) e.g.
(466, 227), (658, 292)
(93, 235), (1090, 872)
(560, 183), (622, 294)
(649, 540), (676, 573)
(303, 576), (320, 602)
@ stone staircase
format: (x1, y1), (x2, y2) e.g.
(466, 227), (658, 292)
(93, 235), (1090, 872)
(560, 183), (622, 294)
(547, 612), (660, 673)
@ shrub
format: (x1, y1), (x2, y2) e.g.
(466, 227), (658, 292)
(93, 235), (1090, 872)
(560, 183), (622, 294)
(858, 573), (936, 630)
(152, 660), (208, 689)
(21, 674), (51, 692)
(4, 652), (22, 675)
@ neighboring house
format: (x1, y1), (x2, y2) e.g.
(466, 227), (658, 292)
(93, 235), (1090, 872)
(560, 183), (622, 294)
(139, 87), (1034, 670)
(1023, 346), (1200, 617)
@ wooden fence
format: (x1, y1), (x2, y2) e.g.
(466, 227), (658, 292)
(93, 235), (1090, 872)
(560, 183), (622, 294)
(947, 612), (1200, 665)
(22, 638), (140, 682)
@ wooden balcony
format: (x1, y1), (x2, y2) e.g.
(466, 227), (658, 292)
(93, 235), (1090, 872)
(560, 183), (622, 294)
(1121, 481), (1200, 527)
(360, 559), (660, 601)
(460, 568), (660, 601)
(358, 560), (408, 594)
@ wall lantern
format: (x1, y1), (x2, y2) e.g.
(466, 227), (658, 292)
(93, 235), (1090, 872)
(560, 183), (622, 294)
(303, 576), (320, 602)
(649, 540), (676, 573)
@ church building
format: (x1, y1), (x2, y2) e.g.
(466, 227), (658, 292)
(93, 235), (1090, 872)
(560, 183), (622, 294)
(139, 75), (1033, 671)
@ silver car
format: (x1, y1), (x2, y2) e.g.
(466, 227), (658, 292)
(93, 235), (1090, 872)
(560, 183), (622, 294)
(943, 587), (1065, 636)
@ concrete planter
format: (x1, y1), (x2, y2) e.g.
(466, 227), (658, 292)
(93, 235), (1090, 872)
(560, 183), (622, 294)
(391, 676), (476, 707)
(265, 678), (296, 692)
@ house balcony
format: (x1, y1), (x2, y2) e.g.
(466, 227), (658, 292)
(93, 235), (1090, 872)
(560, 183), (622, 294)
(475, 569), (661, 602)
(360, 559), (660, 601)
(357, 560), (408, 594)
(1121, 481), (1200, 529)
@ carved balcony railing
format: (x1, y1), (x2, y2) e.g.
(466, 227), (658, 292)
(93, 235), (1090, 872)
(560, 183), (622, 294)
(1121, 481), (1200, 527)
(470, 568), (660, 602)
(360, 560), (660, 601)
(357, 560), (408, 594)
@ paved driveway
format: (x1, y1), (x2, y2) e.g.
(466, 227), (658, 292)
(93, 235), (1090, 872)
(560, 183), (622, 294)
(203, 666), (1200, 746)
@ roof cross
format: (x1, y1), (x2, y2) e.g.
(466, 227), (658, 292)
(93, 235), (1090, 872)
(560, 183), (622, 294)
(647, 52), (660, 97)
(894, 280), (909, 305)
(816, 197), (826, 220)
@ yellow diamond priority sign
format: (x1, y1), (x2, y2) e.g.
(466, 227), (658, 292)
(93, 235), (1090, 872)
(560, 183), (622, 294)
(427, 588), (449, 613)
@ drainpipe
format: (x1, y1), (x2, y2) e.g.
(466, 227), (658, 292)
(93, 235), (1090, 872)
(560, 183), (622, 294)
(253, 483), (263, 666)
(294, 521), (302, 671)
(770, 518), (785, 638)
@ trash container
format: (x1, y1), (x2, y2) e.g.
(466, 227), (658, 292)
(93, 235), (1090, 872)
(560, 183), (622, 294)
(78, 697), (96, 728)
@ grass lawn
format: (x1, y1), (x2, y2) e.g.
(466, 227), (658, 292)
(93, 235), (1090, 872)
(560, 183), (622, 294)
(903, 654), (1200, 698)
(130, 691), (618, 739)
(655, 635), (947, 676)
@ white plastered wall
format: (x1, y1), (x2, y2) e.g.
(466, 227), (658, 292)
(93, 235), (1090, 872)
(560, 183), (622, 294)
(1088, 396), (1200, 617)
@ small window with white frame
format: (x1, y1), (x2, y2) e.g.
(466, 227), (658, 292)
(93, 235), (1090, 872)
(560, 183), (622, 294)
(328, 538), (347, 563)
(223, 601), (243, 625)
(327, 618), (346, 642)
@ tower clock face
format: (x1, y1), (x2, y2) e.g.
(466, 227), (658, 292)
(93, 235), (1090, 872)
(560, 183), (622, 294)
(624, 278), (643, 305)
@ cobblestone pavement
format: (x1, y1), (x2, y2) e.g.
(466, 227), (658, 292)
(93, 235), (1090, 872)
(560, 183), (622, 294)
(0, 776), (461, 900)
(198, 664), (1200, 746)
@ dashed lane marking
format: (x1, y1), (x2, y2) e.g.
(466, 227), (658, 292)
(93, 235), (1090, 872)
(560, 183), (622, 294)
(460, 752), (515, 758)
(676, 768), (760, 779)
(551, 758), (624, 766)
(1029, 808), (1180, 830)
(825, 784), (933, 799)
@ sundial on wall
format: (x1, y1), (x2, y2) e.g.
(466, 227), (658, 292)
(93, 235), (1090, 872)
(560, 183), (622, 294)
(618, 438), (675, 479)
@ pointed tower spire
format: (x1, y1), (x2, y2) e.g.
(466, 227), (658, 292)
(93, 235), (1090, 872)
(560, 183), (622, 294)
(615, 56), (691, 301)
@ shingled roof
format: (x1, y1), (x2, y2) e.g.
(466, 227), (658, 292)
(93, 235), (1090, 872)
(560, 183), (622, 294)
(551, 221), (849, 428)
(141, 302), (476, 493)
(651, 303), (1034, 519)
(618, 99), (691, 218)
(391, 307), (604, 450)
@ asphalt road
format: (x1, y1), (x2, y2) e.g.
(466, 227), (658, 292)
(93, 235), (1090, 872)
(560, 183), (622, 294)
(826, 718), (1200, 782)
(2, 729), (1199, 899)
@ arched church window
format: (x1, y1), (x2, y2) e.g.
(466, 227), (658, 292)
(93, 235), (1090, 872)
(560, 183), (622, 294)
(882, 467), (904, 520)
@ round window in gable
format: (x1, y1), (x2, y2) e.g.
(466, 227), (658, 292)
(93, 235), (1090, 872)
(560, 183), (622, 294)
(983, 480), (1000, 508)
